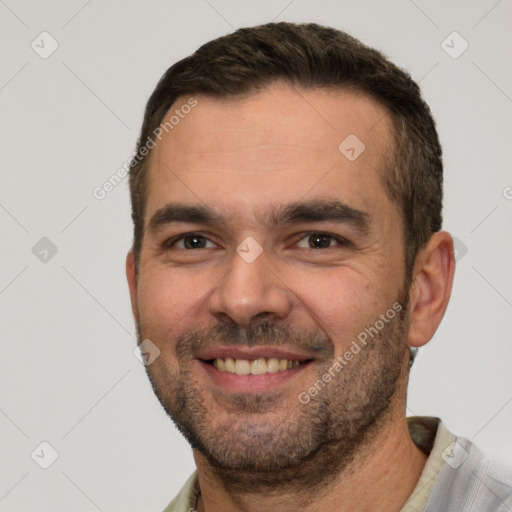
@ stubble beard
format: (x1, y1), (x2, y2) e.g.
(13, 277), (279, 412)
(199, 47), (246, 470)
(137, 291), (411, 495)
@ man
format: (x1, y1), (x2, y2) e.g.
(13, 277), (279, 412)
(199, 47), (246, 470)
(125, 22), (512, 511)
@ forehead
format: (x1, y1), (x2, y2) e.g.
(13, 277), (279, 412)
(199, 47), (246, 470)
(145, 83), (396, 228)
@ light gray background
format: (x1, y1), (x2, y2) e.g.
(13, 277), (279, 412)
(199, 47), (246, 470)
(1, 1), (511, 510)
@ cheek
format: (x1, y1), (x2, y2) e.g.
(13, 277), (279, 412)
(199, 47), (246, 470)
(286, 267), (379, 342)
(137, 268), (212, 338)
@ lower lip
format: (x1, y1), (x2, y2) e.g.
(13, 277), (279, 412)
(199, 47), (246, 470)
(198, 360), (312, 393)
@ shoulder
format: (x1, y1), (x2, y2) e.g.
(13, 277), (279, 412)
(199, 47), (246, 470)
(425, 435), (512, 511)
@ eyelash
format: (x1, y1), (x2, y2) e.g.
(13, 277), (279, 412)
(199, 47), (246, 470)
(163, 232), (351, 250)
(163, 232), (215, 250)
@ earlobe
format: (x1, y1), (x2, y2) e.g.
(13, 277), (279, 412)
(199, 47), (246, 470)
(126, 251), (138, 320)
(407, 232), (456, 348)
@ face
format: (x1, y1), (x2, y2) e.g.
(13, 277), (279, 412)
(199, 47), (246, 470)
(128, 83), (412, 489)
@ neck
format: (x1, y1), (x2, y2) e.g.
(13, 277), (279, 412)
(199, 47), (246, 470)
(193, 413), (427, 512)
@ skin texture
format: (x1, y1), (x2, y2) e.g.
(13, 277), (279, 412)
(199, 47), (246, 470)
(126, 83), (455, 512)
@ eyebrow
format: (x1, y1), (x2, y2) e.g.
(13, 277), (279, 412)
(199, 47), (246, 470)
(148, 203), (228, 234)
(148, 199), (370, 236)
(269, 200), (370, 235)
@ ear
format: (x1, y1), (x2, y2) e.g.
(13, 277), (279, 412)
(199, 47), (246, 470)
(407, 231), (456, 348)
(126, 251), (138, 320)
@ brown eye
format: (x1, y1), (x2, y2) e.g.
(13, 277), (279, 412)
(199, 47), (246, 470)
(166, 234), (215, 250)
(182, 236), (208, 249)
(296, 233), (347, 249)
(308, 234), (332, 249)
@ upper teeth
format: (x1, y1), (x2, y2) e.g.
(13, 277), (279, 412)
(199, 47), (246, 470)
(213, 357), (301, 375)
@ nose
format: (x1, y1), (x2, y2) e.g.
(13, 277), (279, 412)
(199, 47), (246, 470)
(208, 244), (292, 326)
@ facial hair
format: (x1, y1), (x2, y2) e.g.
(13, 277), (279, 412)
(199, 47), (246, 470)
(136, 290), (410, 496)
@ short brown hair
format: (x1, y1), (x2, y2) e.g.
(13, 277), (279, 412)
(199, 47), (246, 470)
(128, 22), (443, 276)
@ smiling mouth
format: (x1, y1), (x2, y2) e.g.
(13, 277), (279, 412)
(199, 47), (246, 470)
(206, 357), (312, 375)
